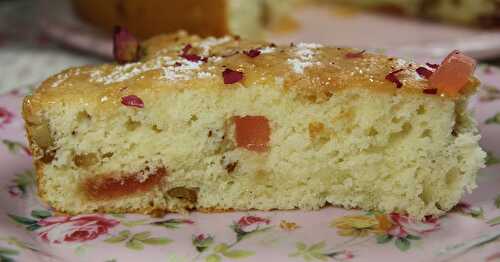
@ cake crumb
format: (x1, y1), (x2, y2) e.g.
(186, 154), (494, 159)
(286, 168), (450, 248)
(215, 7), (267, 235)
(280, 220), (300, 231)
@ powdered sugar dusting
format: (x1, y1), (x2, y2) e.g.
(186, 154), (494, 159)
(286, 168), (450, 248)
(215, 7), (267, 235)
(90, 54), (213, 84)
(395, 58), (408, 69)
(91, 61), (155, 85)
(297, 43), (323, 49)
(259, 47), (276, 54)
(209, 56), (223, 63)
(90, 35), (235, 84)
(395, 58), (427, 83)
(287, 43), (323, 74)
(393, 58), (427, 82)
(198, 36), (232, 56)
(197, 71), (214, 79)
(162, 59), (204, 81)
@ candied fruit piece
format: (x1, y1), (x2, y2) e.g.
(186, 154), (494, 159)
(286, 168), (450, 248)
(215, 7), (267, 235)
(429, 50), (476, 96)
(234, 116), (270, 152)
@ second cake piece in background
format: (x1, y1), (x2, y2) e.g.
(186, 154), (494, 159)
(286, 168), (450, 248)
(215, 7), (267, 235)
(330, 0), (500, 28)
(72, 0), (299, 39)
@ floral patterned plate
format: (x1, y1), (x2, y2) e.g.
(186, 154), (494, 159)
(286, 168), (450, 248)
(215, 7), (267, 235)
(0, 66), (499, 262)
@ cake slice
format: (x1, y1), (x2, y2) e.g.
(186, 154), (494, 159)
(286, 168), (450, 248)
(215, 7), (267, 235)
(23, 31), (485, 218)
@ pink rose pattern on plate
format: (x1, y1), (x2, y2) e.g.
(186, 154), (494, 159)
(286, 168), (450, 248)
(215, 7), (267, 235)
(0, 107), (13, 129)
(234, 216), (271, 233)
(37, 215), (119, 244)
(0, 72), (499, 261)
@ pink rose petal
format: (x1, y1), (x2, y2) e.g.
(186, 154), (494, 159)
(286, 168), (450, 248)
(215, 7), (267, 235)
(423, 88), (438, 95)
(113, 26), (140, 64)
(180, 44), (206, 62)
(243, 49), (261, 58)
(416, 67), (433, 79)
(181, 44), (192, 55)
(121, 95), (144, 108)
(426, 63), (439, 69)
(385, 69), (404, 88)
(222, 69), (243, 84)
(182, 54), (203, 62)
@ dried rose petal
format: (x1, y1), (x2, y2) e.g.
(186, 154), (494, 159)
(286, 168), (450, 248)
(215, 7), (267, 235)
(426, 63), (439, 69)
(416, 67), (433, 79)
(181, 44), (192, 55)
(121, 95), (144, 108)
(385, 69), (404, 88)
(182, 54), (203, 62)
(244, 49), (261, 58)
(423, 88), (438, 95)
(222, 69), (243, 84)
(180, 44), (206, 62)
(113, 26), (140, 64)
(345, 50), (365, 59)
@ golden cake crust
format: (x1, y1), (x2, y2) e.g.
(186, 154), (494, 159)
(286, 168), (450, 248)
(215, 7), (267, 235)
(25, 32), (477, 119)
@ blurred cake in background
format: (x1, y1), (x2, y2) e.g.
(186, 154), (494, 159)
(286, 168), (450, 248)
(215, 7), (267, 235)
(72, 0), (298, 39)
(330, 0), (500, 28)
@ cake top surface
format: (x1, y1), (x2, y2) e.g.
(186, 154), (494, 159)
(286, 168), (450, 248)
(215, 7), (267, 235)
(33, 31), (478, 105)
